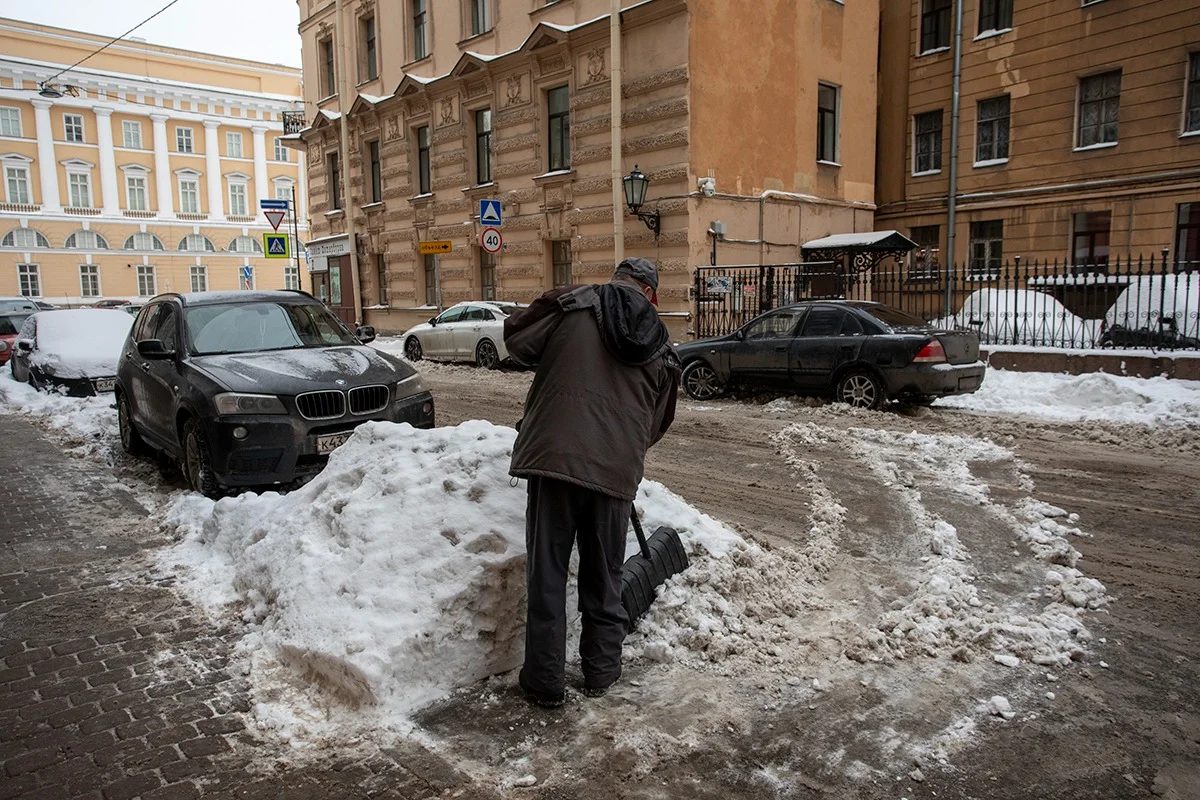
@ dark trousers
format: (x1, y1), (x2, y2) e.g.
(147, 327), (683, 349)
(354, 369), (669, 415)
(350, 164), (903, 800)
(520, 476), (630, 696)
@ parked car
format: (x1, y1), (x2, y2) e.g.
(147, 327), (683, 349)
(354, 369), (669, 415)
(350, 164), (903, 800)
(934, 289), (1100, 347)
(0, 311), (33, 366)
(116, 290), (435, 498)
(1098, 319), (1200, 350)
(674, 301), (986, 409)
(91, 299), (132, 309)
(8, 309), (133, 395)
(0, 297), (39, 313)
(401, 301), (527, 368)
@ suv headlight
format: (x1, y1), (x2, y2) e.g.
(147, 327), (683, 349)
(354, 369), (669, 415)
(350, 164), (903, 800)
(214, 392), (288, 415)
(395, 373), (426, 401)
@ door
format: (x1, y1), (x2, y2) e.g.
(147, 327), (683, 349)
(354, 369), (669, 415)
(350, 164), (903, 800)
(126, 304), (163, 437)
(452, 306), (495, 358)
(726, 308), (805, 388)
(141, 304), (183, 446)
(425, 306), (467, 358)
(324, 257), (356, 326)
(789, 306), (867, 389)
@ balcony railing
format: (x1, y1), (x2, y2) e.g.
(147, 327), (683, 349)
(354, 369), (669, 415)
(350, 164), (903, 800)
(122, 210), (156, 219)
(227, 214), (257, 224)
(177, 212), (208, 221)
(0, 202), (41, 213)
(64, 206), (101, 216)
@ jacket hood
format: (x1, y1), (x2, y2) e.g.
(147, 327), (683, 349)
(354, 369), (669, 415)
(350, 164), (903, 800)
(593, 282), (671, 366)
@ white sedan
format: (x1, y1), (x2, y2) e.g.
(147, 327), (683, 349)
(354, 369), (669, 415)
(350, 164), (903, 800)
(402, 301), (526, 368)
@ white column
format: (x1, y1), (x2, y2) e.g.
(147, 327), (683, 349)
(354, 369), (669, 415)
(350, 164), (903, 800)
(30, 99), (61, 212)
(251, 125), (269, 221)
(150, 113), (174, 217)
(93, 105), (120, 216)
(203, 119), (224, 220)
(297, 152), (309, 224)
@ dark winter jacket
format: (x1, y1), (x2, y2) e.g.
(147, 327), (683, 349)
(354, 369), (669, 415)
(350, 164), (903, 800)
(504, 281), (680, 501)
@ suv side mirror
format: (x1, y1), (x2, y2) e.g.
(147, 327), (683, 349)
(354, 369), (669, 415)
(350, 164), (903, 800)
(136, 339), (176, 360)
(733, 330), (744, 341)
(355, 325), (376, 344)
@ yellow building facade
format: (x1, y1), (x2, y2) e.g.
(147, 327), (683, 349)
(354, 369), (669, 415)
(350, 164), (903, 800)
(0, 18), (310, 305)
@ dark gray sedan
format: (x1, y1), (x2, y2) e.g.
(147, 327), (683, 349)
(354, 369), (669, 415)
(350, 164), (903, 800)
(674, 301), (985, 409)
(116, 290), (434, 497)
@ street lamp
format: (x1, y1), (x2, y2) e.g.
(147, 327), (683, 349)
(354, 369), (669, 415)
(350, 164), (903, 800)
(622, 164), (660, 237)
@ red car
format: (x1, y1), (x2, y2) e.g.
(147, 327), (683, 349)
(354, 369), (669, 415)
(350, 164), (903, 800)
(0, 311), (32, 367)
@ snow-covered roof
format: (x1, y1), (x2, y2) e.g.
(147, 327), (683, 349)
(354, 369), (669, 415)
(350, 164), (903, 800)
(802, 230), (915, 251)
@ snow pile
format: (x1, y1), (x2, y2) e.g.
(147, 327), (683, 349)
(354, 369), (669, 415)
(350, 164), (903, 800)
(0, 371), (117, 456)
(1105, 274), (1200, 339)
(937, 289), (1099, 347)
(161, 419), (741, 721)
(940, 368), (1200, 427)
(28, 309), (132, 378)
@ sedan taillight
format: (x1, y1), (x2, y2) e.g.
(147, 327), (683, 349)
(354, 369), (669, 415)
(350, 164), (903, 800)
(911, 338), (946, 363)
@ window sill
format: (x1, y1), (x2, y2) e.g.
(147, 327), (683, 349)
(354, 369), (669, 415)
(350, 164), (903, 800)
(324, 209), (345, 218)
(457, 30), (495, 48)
(917, 46), (950, 58)
(1180, 130), (1200, 140)
(409, 192), (435, 205)
(530, 0), (573, 19)
(402, 55), (433, 71)
(361, 201), (385, 212)
(973, 158), (1009, 168)
(816, 160), (841, 168)
(461, 182), (496, 197)
(1073, 141), (1118, 152)
(974, 27), (1012, 42)
(532, 168), (574, 184)
(316, 94), (339, 107)
(355, 77), (382, 90)
(912, 169), (941, 177)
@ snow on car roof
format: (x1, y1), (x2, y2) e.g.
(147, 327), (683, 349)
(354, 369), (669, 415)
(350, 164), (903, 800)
(29, 308), (133, 379)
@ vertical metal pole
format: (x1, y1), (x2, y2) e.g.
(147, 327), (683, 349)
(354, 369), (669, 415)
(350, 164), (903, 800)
(610, 0), (625, 264)
(291, 185), (301, 290)
(334, 0), (363, 325)
(434, 253), (443, 311)
(943, 0), (965, 317)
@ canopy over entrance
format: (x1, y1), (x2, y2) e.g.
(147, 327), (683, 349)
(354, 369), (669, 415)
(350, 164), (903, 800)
(801, 230), (917, 271)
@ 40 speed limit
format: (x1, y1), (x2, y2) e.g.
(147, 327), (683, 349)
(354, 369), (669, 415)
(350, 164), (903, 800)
(480, 227), (503, 254)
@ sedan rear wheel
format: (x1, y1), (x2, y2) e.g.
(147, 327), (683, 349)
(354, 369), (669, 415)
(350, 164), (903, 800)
(836, 370), (886, 410)
(404, 337), (423, 361)
(475, 339), (499, 369)
(682, 361), (725, 401)
(182, 419), (222, 499)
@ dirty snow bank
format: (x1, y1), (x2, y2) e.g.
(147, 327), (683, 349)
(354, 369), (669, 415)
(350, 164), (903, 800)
(939, 369), (1200, 427)
(0, 372), (116, 456)
(161, 420), (741, 728)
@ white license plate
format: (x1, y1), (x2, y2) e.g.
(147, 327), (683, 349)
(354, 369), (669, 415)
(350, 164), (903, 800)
(93, 378), (116, 392)
(316, 431), (354, 454)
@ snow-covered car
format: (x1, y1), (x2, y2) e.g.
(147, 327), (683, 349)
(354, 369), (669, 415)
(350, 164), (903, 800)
(0, 311), (33, 366)
(939, 289), (1100, 347)
(115, 290), (435, 498)
(1102, 275), (1200, 348)
(674, 301), (986, 409)
(8, 308), (133, 395)
(401, 301), (527, 368)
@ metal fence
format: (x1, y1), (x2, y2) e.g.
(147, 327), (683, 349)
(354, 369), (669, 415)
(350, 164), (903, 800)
(692, 254), (1199, 351)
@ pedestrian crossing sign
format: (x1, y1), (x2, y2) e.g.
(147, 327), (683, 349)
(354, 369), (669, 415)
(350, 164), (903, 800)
(263, 233), (290, 259)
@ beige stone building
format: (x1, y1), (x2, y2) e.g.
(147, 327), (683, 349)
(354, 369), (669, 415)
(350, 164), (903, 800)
(292, 0), (881, 336)
(876, 0), (1200, 274)
(0, 18), (309, 306)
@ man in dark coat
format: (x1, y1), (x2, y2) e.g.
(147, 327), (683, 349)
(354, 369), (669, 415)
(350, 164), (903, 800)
(504, 257), (680, 707)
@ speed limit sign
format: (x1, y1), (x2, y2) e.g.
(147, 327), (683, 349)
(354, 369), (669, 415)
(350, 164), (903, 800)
(480, 227), (503, 254)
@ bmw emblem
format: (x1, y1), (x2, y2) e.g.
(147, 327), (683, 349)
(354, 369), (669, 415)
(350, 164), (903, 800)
(335, 379), (346, 386)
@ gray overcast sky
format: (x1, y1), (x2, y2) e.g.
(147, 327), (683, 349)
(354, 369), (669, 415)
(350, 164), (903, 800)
(0, 0), (303, 68)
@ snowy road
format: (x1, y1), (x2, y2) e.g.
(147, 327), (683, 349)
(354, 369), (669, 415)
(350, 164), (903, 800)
(2, 362), (1198, 799)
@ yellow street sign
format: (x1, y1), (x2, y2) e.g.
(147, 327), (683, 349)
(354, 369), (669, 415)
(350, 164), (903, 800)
(419, 240), (453, 255)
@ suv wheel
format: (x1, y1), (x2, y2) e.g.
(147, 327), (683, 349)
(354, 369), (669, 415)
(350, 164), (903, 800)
(404, 337), (423, 361)
(682, 361), (725, 401)
(182, 418), (222, 499)
(475, 339), (499, 369)
(836, 370), (886, 410)
(117, 392), (146, 455)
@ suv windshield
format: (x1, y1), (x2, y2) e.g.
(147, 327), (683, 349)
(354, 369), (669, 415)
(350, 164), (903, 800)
(862, 305), (929, 329)
(185, 302), (358, 356)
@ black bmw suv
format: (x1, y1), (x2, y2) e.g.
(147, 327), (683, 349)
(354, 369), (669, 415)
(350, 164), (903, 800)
(116, 290), (434, 497)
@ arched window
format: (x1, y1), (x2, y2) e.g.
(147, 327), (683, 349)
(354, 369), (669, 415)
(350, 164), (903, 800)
(178, 234), (216, 252)
(1, 227), (51, 248)
(227, 235), (263, 253)
(64, 230), (110, 250)
(124, 232), (165, 251)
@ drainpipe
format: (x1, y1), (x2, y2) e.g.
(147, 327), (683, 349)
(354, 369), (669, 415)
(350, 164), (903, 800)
(610, 0), (624, 263)
(335, 0), (363, 326)
(943, 0), (965, 317)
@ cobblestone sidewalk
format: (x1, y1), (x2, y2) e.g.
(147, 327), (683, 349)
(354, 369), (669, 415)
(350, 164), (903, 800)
(0, 414), (497, 800)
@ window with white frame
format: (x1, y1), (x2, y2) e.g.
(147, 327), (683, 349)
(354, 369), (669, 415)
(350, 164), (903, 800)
(470, 0), (491, 36)
(914, 110), (943, 174)
(274, 137), (289, 161)
(179, 175), (200, 213)
(978, 0), (1012, 36)
(228, 181), (248, 216)
(18, 264), (40, 297)
(79, 264), (100, 298)
(122, 120), (142, 149)
(547, 87), (570, 171)
(284, 263), (300, 291)
(228, 235), (262, 254)
(226, 131), (243, 158)
(125, 172), (148, 211)
(189, 265), (208, 293)
(969, 220), (1004, 277)
(65, 230), (108, 249)
(413, 0), (428, 60)
(1186, 53), (1200, 135)
(0, 107), (21, 137)
(817, 83), (839, 163)
(976, 95), (1010, 163)
(67, 171), (92, 208)
(124, 232), (165, 251)
(4, 162), (31, 204)
(274, 182), (292, 202)
(179, 234), (216, 252)
(1078, 70), (1121, 148)
(137, 265), (157, 297)
(3, 227), (50, 247)
(64, 113), (84, 143)
(176, 126), (194, 153)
